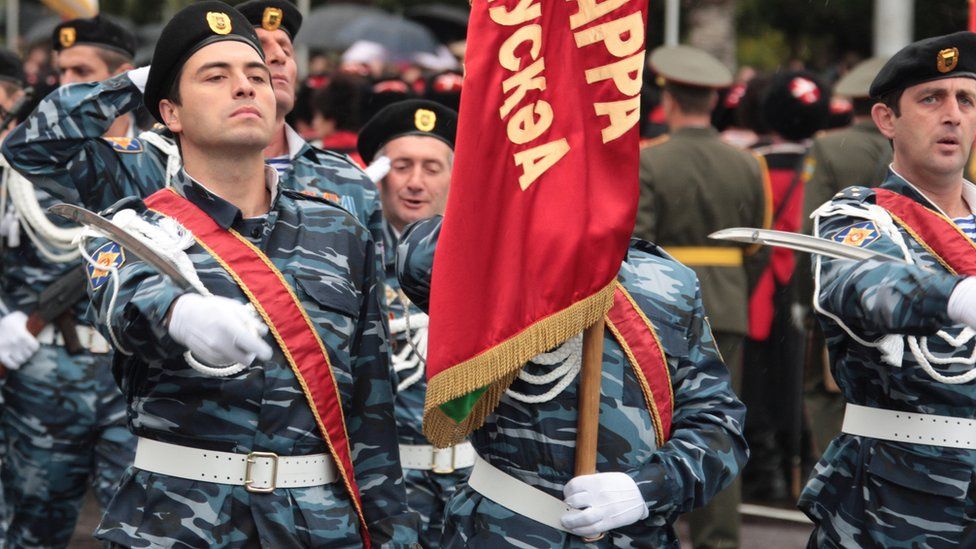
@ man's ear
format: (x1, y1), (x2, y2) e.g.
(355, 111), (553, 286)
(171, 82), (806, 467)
(871, 102), (896, 140)
(113, 62), (135, 77)
(158, 99), (181, 134)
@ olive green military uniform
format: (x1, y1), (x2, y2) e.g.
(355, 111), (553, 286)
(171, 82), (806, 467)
(637, 126), (770, 549)
(799, 58), (892, 457)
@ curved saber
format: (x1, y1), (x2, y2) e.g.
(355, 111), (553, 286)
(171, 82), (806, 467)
(48, 203), (197, 291)
(709, 227), (908, 263)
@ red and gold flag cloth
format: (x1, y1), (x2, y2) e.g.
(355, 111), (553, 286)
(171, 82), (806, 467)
(424, 0), (647, 447)
(145, 189), (372, 548)
(875, 188), (976, 275)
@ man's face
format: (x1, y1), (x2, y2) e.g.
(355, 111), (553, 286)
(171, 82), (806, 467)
(56, 45), (113, 84)
(255, 27), (297, 117)
(379, 135), (453, 232)
(876, 77), (976, 181)
(159, 41), (276, 154)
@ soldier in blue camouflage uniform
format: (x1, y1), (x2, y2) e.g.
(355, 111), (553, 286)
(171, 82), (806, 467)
(358, 99), (465, 546)
(83, 4), (417, 546)
(0, 21), (139, 548)
(1, 1), (382, 248)
(397, 216), (748, 547)
(799, 32), (976, 548)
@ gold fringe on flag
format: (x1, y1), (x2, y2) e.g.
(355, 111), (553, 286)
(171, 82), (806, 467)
(423, 281), (616, 448)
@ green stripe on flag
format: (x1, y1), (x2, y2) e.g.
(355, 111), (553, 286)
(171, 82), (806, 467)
(440, 387), (487, 423)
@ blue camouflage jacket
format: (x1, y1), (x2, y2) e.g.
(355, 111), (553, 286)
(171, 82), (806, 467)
(86, 168), (417, 547)
(397, 216), (748, 548)
(1, 73), (383, 242)
(799, 169), (976, 548)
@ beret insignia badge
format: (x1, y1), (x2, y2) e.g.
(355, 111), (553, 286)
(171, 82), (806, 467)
(59, 27), (76, 48)
(938, 47), (959, 74)
(415, 108), (436, 132)
(207, 12), (233, 35)
(262, 8), (283, 32)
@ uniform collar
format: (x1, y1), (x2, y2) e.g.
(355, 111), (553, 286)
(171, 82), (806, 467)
(285, 123), (309, 161)
(882, 166), (976, 218)
(671, 126), (719, 139)
(172, 165), (281, 230)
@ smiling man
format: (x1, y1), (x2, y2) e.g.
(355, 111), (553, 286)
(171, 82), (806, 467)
(800, 32), (976, 547)
(84, 3), (417, 546)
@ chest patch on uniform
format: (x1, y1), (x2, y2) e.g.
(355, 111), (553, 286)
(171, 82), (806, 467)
(86, 241), (126, 290)
(103, 137), (143, 153)
(833, 221), (880, 248)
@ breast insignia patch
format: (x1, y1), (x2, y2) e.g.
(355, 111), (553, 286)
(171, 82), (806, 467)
(103, 137), (144, 153)
(833, 221), (880, 248)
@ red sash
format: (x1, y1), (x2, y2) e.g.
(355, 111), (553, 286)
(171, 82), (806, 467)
(875, 188), (976, 275)
(144, 189), (371, 548)
(605, 282), (674, 446)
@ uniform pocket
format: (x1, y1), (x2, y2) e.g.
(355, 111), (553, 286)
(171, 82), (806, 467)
(295, 276), (360, 319)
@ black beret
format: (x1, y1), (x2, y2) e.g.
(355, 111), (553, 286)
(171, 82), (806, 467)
(761, 70), (829, 141)
(53, 16), (136, 58)
(870, 31), (976, 99)
(144, 1), (264, 123)
(365, 77), (416, 120)
(358, 99), (458, 164)
(424, 70), (464, 112)
(0, 48), (24, 86)
(236, 0), (303, 40)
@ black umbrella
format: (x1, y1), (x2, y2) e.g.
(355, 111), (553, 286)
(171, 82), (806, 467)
(405, 3), (469, 44)
(296, 3), (388, 51)
(335, 14), (440, 61)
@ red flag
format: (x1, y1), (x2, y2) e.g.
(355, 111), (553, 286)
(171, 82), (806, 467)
(970, 0), (976, 32)
(423, 0), (647, 447)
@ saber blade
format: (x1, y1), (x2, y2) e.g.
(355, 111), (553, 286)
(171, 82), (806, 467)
(709, 227), (907, 263)
(48, 203), (196, 291)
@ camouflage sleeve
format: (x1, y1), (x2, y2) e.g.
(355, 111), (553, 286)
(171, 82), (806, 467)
(347, 233), (420, 546)
(84, 234), (187, 363)
(396, 216), (442, 312)
(634, 282), (748, 520)
(814, 202), (960, 336)
(1, 73), (142, 204)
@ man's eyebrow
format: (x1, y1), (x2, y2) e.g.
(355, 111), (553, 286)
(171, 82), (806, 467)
(195, 61), (231, 74)
(914, 86), (947, 97)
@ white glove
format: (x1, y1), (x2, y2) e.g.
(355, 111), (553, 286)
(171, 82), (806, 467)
(948, 277), (976, 329)
(561, 472), (649, 538)
(127, 66), (150, 94)
(363, 155), (391, 184)
(0, 311), (40, 370)
(168, 294), (272, 367)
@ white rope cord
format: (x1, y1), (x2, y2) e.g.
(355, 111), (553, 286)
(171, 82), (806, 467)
(4, 159), (82, 262)
(505, 334), (583, 404)
(392, 291), (428, 392)
(138, 130), (181, 187)
(812, 202), (976, 383)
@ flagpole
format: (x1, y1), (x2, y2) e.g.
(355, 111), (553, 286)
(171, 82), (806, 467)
(575, 319), (604, 475)
(575, 317), (606, 540)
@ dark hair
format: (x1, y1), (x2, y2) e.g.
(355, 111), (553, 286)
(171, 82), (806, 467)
(878, 88), (903, 117)
(663, 82), (715, 115)
(313, 73), (368, 132)
(736, 74), (770, 134)
(93, 48), (133, 74)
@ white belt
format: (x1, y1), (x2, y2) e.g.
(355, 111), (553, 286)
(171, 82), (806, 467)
(467, 453), (573, 533)
(399, 441), (475, 473)
(842, 403), (976, 450)
(35, 324), (111, 354)
(134, 437), (337, 493)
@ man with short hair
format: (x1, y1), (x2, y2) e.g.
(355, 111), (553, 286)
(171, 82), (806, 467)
(2, 0), (383, 253)
(800, 32), (976, 547)
(0, 22), (140, 548)
(635, 44), (769, 549)
(357, 99), (461, 546)
(84, 3), (417, 546)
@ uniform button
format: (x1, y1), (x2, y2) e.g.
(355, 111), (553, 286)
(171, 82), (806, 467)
(251, 227), (262, 238)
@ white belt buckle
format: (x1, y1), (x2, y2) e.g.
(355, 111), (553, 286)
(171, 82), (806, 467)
(432, 446), (456, 474)
(245, 451), (279, 493)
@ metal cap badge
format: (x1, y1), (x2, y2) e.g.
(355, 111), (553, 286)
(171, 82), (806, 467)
(938, 47), (959, 73)
(207, 12), (233, 35)
(262, 7), (283, 31)
(415, 109), (437, 132)
(59, 27), (76, 48)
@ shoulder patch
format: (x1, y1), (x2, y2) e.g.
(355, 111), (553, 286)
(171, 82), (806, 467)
(86, 241), (126, 290)
(285, 189), (354, 215)
(833, 220), (880, 248)
(102, 136), (144, 153)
